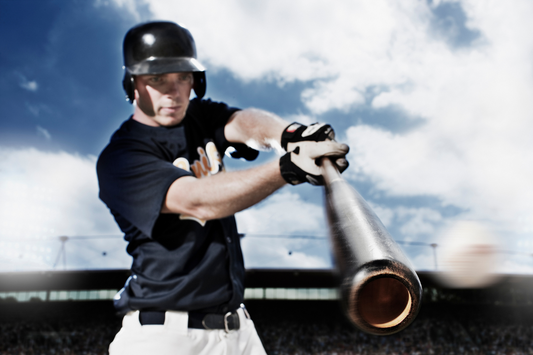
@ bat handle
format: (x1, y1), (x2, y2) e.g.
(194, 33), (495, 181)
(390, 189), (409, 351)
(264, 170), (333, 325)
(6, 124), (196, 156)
(319, 157), (342, 185)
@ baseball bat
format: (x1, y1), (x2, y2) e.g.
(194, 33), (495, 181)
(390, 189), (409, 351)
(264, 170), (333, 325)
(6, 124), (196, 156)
(321, 158), (422, 335)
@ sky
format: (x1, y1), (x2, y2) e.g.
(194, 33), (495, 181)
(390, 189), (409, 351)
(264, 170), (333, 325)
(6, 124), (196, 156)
(1, 0), (533, 275)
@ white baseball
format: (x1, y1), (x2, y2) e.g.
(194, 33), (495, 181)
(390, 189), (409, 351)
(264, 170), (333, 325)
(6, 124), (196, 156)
(436, 220), (501, 288)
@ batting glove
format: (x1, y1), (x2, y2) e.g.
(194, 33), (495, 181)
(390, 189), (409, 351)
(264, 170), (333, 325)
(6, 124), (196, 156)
(280, 122), (349, 185)
(281, 122), (335, 150)
(280, 141), (349, 185)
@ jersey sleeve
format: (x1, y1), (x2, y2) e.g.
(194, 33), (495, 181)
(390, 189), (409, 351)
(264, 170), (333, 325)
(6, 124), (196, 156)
(97, 140), (193, 238)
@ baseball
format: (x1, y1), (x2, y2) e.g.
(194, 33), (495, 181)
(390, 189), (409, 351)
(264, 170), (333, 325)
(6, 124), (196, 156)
(436, 220), (501, 288)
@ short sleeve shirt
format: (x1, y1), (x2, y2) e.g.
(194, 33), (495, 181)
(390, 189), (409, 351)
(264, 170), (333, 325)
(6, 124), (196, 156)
(97, 98), (244, 313)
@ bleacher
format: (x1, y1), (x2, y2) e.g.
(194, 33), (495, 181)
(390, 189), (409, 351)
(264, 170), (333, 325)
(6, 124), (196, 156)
(2, 270), (533, 354)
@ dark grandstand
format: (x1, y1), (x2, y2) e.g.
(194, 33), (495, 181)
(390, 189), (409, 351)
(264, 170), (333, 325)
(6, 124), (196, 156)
(2, 269), (533, 354)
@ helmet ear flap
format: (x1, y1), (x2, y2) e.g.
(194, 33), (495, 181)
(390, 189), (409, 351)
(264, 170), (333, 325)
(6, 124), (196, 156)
(122, 70), (135, 104)
(193, 72), (206, 99)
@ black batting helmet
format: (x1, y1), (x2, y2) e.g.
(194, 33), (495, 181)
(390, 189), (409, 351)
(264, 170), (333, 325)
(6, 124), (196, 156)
(122, 21), (206, 103)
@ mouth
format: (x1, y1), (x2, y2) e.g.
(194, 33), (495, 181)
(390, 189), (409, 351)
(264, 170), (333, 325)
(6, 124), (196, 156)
(160, 106), (180, 114)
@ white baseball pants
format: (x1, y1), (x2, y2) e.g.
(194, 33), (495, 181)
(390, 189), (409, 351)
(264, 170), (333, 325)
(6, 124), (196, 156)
(108, 308), (267, 355)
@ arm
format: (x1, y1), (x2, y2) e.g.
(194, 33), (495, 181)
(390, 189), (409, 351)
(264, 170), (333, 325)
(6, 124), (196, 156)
(224, 108), (288, 151)
(161, 108), (288, 220)
(162, 160), (285, 220)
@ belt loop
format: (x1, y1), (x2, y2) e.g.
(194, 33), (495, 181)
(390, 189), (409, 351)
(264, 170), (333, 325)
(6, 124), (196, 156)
(240, 303), (251, 319)
(163, 311), (189, 334)
(224, 312), (234, 333)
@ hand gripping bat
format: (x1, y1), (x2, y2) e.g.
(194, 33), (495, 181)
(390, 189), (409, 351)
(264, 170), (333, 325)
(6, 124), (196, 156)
(321, 158), (422, 335)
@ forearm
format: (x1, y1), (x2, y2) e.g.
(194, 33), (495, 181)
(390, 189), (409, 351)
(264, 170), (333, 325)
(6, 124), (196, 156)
(162, 159), (286, 220)
(224, 108), (288, 152)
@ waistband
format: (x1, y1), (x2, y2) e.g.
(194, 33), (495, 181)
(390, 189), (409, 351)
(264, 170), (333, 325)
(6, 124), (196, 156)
(138, 304), (251, 332)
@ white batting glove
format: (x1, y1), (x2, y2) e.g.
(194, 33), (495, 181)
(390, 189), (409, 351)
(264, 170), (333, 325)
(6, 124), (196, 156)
(280, 140), (349, 185)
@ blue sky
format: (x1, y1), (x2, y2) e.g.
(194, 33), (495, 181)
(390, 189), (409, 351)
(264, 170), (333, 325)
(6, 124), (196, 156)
(1, 0), (533, 276)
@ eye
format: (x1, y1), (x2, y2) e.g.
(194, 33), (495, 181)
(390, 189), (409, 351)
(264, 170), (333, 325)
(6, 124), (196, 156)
(178, 73), (193, 83)
(149, 76), (163, 83)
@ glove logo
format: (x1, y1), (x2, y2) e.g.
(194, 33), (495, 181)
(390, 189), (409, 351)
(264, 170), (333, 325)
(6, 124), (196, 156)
(301, 123), (327, 137)
(286, 123), (302, 133)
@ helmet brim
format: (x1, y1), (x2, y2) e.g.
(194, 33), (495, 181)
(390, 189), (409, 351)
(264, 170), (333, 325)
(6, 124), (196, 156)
(128, 57), (205, 75)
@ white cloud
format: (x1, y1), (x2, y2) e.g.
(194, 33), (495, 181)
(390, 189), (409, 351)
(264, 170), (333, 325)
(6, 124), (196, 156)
(21, 81), (38, 91)
(129, 1), (431, 90)
(368, 203), (444, 238)
(36, 126), (51, 140)
(0, 147), (127, 271)
(121, 0), (533, 138)
(235, 189), (327, 235)
(367, 202), (396, 228)
(335, 0), (533, 244)
(410, 251), (438, 272)
(398, 207), (443, 237)
(366, 202), (444, 242)
(236, 189), (331, 268)
(95, 0), (143, 22)
(344, 119), (533, 238)
(17, 73), (38, 92)
(241, 237), (331, 269)
(282, 113), (316, 126)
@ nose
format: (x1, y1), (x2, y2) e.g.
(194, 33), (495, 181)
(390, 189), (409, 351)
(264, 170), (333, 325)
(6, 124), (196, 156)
(165, 76), (182, 96)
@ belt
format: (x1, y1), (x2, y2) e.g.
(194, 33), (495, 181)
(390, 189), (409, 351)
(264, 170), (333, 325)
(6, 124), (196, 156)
(139, 309), (240, 332)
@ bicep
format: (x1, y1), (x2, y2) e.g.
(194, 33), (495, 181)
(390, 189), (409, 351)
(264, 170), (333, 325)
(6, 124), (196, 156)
(224, 111), (246, 144)
(161, 175), (202, 216)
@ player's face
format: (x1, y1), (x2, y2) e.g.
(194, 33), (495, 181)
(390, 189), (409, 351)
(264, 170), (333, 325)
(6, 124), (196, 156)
(134, 72), (194, 127)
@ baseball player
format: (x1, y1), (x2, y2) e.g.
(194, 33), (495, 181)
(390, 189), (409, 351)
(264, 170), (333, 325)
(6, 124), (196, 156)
(96, 21), (349, 355)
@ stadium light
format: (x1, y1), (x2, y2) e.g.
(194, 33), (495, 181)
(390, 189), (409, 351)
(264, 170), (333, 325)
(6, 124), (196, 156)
(53, 236), (69, 270)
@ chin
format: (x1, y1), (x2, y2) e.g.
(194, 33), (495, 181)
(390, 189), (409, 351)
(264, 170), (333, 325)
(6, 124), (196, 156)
(158, 115), (184, 127)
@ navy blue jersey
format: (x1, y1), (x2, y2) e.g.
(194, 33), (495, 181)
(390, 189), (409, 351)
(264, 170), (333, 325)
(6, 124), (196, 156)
(97, 98), (245, 314)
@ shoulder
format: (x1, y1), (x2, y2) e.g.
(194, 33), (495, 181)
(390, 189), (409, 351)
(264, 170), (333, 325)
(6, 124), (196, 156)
(97, 118), (155, 174)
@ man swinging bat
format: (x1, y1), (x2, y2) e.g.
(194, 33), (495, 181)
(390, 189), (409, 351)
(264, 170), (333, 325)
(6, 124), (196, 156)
(96, 21), (349, 355)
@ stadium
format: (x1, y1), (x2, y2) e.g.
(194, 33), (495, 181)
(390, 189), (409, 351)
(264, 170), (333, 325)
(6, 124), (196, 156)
(2, 267), (533, 354)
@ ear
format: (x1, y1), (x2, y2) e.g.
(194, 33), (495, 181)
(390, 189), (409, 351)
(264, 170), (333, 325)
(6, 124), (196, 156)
(134, 86), (140, 103)
(122, 70), (135, 104)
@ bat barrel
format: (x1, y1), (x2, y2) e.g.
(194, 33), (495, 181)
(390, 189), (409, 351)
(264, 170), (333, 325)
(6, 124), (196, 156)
(321, 158), (422, 335)
(343, 259), (421, 335)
